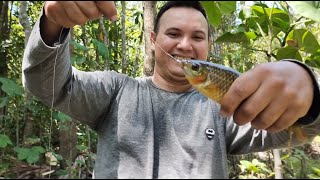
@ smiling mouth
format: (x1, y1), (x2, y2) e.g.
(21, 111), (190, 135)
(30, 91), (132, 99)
(171, 55), (195, 61)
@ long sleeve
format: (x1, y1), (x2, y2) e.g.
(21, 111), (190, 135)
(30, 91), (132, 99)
(22, 9), (71, 107)
(22, 10), (126, 130)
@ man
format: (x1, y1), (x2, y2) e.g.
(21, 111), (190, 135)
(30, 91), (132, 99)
(22, 1), (320, 179)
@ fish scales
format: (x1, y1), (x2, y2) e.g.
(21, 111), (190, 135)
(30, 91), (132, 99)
(180, 60), (239, 103)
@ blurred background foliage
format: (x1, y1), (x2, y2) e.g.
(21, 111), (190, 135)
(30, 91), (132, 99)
(1, 1), (320, 178)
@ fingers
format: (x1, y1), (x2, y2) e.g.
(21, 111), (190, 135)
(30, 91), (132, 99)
(219, 68), (262, 118)
(95, 1), (118, 21)
(75, 1), (102, 20)
(249, 92), (288, 131)
(263, 86), (311, 132)
(231, 77), (275, 126)
(220, 61), (314, 133)
(265, 108), (301, 133)
(44, 1), (65, 26)
(44, 1), (117, 28)
(60, 1), (89, 27)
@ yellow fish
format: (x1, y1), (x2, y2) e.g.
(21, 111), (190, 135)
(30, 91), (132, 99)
(179, 59), (309, 148)
(179, 59), (240, 103)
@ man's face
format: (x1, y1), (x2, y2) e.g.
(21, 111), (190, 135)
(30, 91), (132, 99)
(151, 7), (210, 82)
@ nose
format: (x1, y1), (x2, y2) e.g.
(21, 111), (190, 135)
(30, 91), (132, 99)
(177, 37), (193, 51)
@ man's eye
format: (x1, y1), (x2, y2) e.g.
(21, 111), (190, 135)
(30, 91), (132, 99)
(194, 36), (204, 40)
(168, 33), (178, 37)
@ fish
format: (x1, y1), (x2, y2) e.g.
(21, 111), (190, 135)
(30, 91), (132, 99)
(179, 59), (240, 103)
(179, 59), (309, 149)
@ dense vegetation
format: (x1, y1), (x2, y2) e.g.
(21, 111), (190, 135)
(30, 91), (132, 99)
(1, 1), (320, 178)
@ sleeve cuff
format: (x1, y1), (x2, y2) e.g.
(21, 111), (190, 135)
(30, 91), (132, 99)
(39, 3), (70, 47)
(283, 59), (320, 125)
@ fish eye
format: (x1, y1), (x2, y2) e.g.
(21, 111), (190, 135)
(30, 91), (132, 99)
(191, 63), (200, 71)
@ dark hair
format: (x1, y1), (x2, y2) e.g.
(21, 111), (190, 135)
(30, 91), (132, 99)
(153, 1), (209, 33)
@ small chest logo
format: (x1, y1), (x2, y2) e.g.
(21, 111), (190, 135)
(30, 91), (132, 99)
(205, 128), (215, 140)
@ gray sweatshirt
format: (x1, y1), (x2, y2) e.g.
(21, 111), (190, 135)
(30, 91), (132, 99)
(22, 13), (320, 179)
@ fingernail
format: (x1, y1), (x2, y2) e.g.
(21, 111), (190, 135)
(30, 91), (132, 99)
(110, 15), (117, 22)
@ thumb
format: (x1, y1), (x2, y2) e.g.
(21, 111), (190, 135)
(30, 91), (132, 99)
(95, 1), (118, 21)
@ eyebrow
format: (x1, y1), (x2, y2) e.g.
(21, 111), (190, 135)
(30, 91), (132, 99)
(194, 30), (206, 36)
(165, 27), (207, 36)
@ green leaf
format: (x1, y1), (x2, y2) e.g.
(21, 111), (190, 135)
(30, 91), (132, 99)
(306, 49), (320, 69)
(244, 32), (257, 40)
(76, 144), (87, 151)
(15, 147), (30, 160)
(69, 40), (88, 51)
(308, 174), (320, 179)
(201, 1), (222, 27)
(0, 134), (13, 148)
(71, 55), (86, 65)
(239, 160), (252, 168)
(75, 159), (85, 165)
(57, 112), (72, 122)
(26, 153), (40, 164)
(215, 32), (249, 43)
(0, 77), (23, 96)
(52, 152), (63, 161)
(271, 16), (290, 32)
(92, 39), (109, 59)
(276, 46), (302, 60)
(14, 146), (45, 164)
(55, 169), (68, 176)
(0, 97), (8, 108)
(233, 25), (246, 33)
(305, 19), (316, 27)
(311, 167), (320, 176)
(287, 1), (320, 22)
(32, 146), (45, 153)
(287, 29), (320, 54)
(250, 6), (290, 33)
(216, 1), (236, 15)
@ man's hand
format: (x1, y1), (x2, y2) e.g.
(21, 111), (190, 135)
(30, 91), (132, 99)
(41, 1), (117, 45)
(220, 61), (314, 132)
(44, 1), (117, 28)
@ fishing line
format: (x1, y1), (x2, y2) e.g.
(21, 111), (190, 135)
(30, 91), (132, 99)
(148, 33), (182, 63)
(50, 29), (63, 146)
(47, 27), (64, 177)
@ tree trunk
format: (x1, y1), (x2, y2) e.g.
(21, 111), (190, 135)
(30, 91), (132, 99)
(210, 26), (224, 64)
(19, 1), (35, 143)
(113, 2), (119, 70)
(19, 1), (31, 44)
(113, 23), (119, 70)
(143, 1), (156, 76)
(0, 0), (9, 133)
(134, 28), (143, 78)
(99, 17), (110, 70)
(121, 1), (127, 74)
(58, 29), (78, 171)
(58, 120), (78, 171)
(273, 149), (283, 179)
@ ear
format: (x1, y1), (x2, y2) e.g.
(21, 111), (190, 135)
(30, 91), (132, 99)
(150, 31), (156, 51)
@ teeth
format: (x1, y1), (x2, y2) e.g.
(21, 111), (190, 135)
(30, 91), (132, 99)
(173, 56), (192, 60)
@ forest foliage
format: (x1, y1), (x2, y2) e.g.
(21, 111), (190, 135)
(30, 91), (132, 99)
(1, 1), (320, 179)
